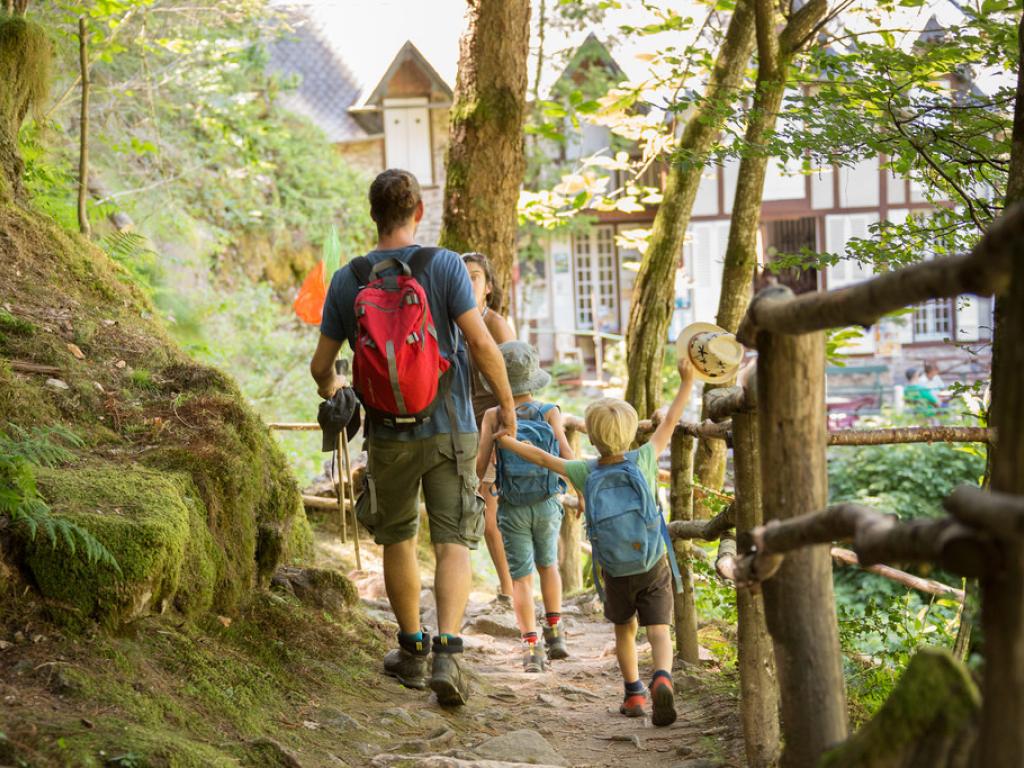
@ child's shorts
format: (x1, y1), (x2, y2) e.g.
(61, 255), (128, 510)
(497, 496), (563, 580)
(602, 558), (673, 626)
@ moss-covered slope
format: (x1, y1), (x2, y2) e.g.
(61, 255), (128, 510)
(0, 188), (312, 628)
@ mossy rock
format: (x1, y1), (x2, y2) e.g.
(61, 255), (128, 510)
(819, 646), (980, 768)
(270, 566), (358, 613)
(22, 464), (223, 627)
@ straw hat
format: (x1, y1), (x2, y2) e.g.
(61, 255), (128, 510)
(676, 322), (744, 383)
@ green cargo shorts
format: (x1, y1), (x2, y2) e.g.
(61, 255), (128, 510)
(355, 431), (484, 548)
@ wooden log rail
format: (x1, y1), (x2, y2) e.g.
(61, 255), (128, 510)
(733, 498), (995, 588)
(736, 202), (1024, 346)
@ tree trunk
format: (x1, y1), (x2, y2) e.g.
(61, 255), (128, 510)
(558, 425), (583, 592)
(623, 0), (756, 418)
(439, 0), (531, 313)
(975, 14), (1024, 762)
(77, 16), (90, 237)
(755, 286), (847, 767)
(731, 391), (781, 768)
(669, 430), (699, 664)
(694, 0), (828, 515)
(0, 15), (51, 202)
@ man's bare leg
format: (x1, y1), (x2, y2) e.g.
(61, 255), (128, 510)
(383, 538), (421, 633)
(433, 542), (472, 635)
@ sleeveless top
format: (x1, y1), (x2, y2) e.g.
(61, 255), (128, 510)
(471, 307), (502, 427)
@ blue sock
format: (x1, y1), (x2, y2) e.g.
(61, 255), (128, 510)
(398, 630), (423, 644)
(624, 679), (644, 696)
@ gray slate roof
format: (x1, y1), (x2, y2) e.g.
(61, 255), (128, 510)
(267, 9), (368, 143)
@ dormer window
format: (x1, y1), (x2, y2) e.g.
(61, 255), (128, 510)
(384, 98), (433, 186)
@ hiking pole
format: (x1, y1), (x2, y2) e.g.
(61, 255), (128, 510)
(341, 428), (362, 571)
(334, 435), (347, 544)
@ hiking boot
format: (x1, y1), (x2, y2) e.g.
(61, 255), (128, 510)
(429, 636), (470, 707)
(650, 675), (677, 727)
(542, 624), (568, 660)
(523, 644), (545, 673)
(382, 631), (430, 690)
(619, 690), (647, 718)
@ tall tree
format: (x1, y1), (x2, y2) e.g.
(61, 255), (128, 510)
(693, 0), (829, 509)
(0, 12), (49, 201)
(440, 0), (531, 312)
(976, 12), (1024, 765)
(623, 0), (756, 417)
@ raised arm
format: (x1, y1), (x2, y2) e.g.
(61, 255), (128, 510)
(649, 354), (696, 456)
(495, 433), (570, 477)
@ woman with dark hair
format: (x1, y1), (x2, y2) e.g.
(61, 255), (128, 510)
(463, 252), (516, 605)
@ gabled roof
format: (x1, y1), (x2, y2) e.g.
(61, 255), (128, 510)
(266, 10), (453, 144)
(359, 40), (454, 108)
(550, 33), (627, 97)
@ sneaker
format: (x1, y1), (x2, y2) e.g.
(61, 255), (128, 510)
(491, 593), (513, 612)
(619, 691), (647, 718)
(650, 676), (677, 727)
(523, 644), (545, 673)
(429, 636), (470, 707)
(542, 624), (568, 660)
(383, 648), (428, 690)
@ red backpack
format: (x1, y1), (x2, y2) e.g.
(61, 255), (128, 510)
(350, 248), (451, 430)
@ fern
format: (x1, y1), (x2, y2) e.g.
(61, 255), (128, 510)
(0, 426), (121, 575)
(99, 232), (159, 294)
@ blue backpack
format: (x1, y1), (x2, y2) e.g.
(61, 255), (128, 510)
(583, 451), (683, 600)
(494, 403), (566, 506)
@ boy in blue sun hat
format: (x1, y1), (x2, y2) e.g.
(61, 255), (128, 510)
(476, 341), (575, 673)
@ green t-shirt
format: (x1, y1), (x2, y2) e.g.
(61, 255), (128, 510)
(563, 442), (660, 497)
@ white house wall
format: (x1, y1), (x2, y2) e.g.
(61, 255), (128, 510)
(763, 157), (806, 201)
(825, 212), (878, 354)
(838, 157), (879, 208)
(692, 168), (719, 216)
(686, 221), (731, 325)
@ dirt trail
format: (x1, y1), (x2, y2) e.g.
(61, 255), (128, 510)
(317, 534), (744, 768)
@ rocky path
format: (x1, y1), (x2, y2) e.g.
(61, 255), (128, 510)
(317, 534), (744, 768)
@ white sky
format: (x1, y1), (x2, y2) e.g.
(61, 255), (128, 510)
(273, 0), (1002, 103)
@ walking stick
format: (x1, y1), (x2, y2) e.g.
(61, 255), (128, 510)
(334, 435), (347, 544)
(341, 429), (362, 571)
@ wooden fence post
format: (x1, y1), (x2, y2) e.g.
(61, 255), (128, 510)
(670, 429), (700, 664)
(755, 287), (847, 767)
(731, 379), (781, 768)
(559, 425), (583, 593)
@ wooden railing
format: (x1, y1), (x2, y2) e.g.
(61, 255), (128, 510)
(708, 202), (1024, 768)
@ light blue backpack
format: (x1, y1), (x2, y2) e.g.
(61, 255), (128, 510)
(494, 402), (566, 506)
(583, 450), (683, 600)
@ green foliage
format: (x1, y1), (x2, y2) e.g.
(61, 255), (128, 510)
(769, 1), (1018, 273)
(835, 574), (960, 722)
(0, 425), (120, 573)
(828, 439), (985, 520)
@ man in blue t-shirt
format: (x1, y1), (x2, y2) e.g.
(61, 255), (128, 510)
(310, 169), (515, 707)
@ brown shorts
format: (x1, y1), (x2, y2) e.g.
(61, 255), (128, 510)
(601, 558), (673, 626)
